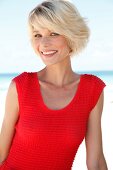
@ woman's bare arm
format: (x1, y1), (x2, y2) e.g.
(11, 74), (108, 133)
(85, 91), (108, 170)
(0, 81), (19, 164)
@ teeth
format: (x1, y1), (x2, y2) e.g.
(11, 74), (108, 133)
(42, 51), (57, 55)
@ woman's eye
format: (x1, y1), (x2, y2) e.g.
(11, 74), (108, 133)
(34, 34), (41, 38)
(51, 32), (59, 36)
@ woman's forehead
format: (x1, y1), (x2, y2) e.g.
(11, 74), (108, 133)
(32, 25), (56, 33)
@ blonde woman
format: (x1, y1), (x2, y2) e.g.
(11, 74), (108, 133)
(0, 0), (108, 169)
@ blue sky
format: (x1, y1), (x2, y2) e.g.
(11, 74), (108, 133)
(0, 0), (113, 73)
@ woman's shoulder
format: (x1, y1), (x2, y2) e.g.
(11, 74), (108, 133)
(82, 73), (106, 86)
(12, 71), (36, 82)
(82, 73), (100, 79)
(12, 71), (27, 81)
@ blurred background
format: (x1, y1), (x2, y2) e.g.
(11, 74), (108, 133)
(0, 0), (113, 169)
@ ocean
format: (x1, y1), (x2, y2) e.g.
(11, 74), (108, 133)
(0, 70), (113, 91)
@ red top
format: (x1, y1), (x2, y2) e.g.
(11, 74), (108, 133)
(0, 72), (106, 170)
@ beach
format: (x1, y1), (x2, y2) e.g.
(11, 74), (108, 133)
(0, 82), (113, 169)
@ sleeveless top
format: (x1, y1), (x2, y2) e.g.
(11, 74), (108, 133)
(0, 72), (106, 170)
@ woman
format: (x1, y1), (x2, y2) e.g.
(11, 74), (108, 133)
(0, 0), (108, 169)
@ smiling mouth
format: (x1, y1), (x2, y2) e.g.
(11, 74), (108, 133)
(41, 50), (58, 57)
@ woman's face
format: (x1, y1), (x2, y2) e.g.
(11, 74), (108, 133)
(31, 28), (71, 66)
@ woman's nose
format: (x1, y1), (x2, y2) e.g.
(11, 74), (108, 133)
(40, 36), (51, 47)
(41, 36), (50, 43)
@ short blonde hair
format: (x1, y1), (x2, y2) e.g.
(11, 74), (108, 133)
(28, 0), (90, 56)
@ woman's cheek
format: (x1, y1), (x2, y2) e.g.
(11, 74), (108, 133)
(32, 40), (39, 51)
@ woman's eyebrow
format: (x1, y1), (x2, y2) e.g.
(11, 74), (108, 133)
(33, 30), (40, 33)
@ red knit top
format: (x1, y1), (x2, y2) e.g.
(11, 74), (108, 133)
(0, 72), (106, 170)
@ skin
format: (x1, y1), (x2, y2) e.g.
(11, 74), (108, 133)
(31, 28), (76, 87)
(0, 28), (108, 169)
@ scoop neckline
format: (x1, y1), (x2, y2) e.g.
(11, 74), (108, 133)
(34, 72), (84, 113)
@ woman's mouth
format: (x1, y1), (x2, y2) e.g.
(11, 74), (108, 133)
(41, 50), (58, 58)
